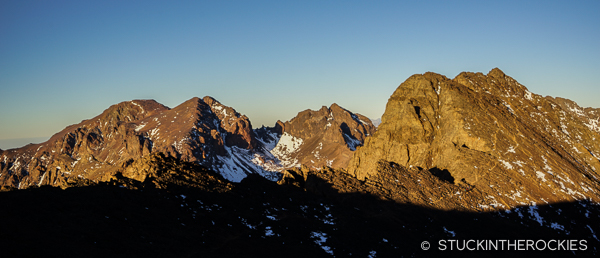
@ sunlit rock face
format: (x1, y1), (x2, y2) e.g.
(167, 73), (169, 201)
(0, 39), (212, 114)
(347, 68), (600, 211)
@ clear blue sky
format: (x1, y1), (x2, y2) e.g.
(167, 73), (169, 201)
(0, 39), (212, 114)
(1, 0), (599, 149)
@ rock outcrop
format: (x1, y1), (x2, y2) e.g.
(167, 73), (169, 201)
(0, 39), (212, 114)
(347, 68), (600, 210)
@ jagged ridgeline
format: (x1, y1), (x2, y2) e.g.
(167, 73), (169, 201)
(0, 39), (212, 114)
(1, 68), (599, 257)
(0, 96), (374, 188)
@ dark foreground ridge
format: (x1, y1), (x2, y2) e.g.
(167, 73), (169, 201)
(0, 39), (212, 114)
(0, 154), (597, 257)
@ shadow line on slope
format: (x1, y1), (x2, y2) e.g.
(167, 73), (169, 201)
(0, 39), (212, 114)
(0, 167), (598, 258)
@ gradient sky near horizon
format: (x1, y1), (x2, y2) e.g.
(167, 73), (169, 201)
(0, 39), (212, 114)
(1, 0), (599, 149)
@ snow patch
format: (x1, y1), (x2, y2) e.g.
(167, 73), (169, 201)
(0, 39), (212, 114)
(368, 250), (377, 258)
(499, 159), (513, 170)
(567, 105), (585, 117)
(239, 217), (256, 230)
(587, 225), (599, 241)
(214, 144), (281, 183)
(536, 171), (547, 182)
(443, 227), (456, 237)
(350, 113), (369, 126)
(135, 123), (146, 132)
(264, 226), (275, 237)
(149, 128), (160, 138)
(256, 130), (279, 151)
(172, 137), (188, 153)
(326, 159), (334, 167)
(524, 90), (533, 101)
(310, 231), (334, 256)
(507, 146), (516, 153)
(130, 101), (145, 113)
(343, 133), (362, 151)
(528, 203), (544, 226)
(270, 132), (303, 168)
(37, 171), (47, 187)
(312, 142), (323, 160)
(584, 118), (600, 132)
(550, 222), (564, 231)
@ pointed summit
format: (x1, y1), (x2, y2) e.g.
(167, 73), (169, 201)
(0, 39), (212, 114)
(487, 67), (506, 78)
(269, 103), (375, 170)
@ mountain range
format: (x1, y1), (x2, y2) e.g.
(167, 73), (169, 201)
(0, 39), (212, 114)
(1, 68), (599, 257)
(0, 96), (374, 187)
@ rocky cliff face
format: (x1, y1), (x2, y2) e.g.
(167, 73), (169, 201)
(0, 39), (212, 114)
(265, 104), (375, 170)
(347, 68), (600, 210)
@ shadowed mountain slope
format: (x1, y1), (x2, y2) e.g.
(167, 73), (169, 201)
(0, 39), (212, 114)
(0, 155), (597, 257)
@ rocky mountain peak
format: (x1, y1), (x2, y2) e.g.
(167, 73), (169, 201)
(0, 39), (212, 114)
(487, 67), (506, 78)
(268, 103), (375, 170)
(328, 102), (343, 111)
(453, 68), (530, 101)
(0, 96), (281, 187)
(96, 99), (169, 127)
(348, 68), (600, 211)
(202, 96), (257, 150)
